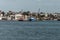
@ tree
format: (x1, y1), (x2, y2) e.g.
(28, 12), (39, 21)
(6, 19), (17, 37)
(1, 11), (5, 16)
(22, 11), (30, 16)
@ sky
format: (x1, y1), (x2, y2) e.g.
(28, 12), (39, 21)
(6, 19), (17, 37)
(0, 0), (60, 13)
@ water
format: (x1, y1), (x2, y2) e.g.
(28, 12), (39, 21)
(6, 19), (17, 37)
(0, 20), (60, 40)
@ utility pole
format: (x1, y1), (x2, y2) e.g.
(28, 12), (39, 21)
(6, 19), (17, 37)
(36, 8), (40, 21)
(38, 8), (40, 14)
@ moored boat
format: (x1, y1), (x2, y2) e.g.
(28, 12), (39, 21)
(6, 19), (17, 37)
(28, 17), (36, 21)
(57, 19), (60, 21)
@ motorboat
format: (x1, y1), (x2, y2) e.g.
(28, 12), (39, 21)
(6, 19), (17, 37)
(28, 17), (36, 21)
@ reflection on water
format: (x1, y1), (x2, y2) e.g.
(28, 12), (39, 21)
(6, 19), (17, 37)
(0, 21), (60, 40)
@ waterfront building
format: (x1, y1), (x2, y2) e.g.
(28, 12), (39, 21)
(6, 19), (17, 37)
(0, 11), (6, 20)
(45, 13), (48, 17)
(15, 13), (24, 21)
(6, 11), (15, 20)
(7, 15), (15, 20)
(55, 13), (60, 20)
(56, 13), (60, 17)
(23, 15), (28, 21)
(7, 16), (11, 20)
(52, 13), (57, 17)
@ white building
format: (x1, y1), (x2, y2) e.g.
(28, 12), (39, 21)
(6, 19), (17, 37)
(45, 13), (48, 17)
(0, 11), (4, 20)
(15, 14), (24, 20)
(23, 15), (28, 20)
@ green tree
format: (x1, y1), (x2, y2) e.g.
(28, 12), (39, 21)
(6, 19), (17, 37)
(22, 11), (30, 16)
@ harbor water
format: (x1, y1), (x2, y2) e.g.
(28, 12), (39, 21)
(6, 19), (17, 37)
(0, 20), (60, 40)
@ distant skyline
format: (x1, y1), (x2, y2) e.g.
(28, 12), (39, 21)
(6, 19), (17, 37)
(0, 0), (60, 13)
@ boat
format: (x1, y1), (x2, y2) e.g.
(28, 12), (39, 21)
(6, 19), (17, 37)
(57, 19), (60, 21)
(28, 17), (36, 21)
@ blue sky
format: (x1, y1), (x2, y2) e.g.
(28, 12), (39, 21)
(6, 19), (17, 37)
(0, 0), (60, 12)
